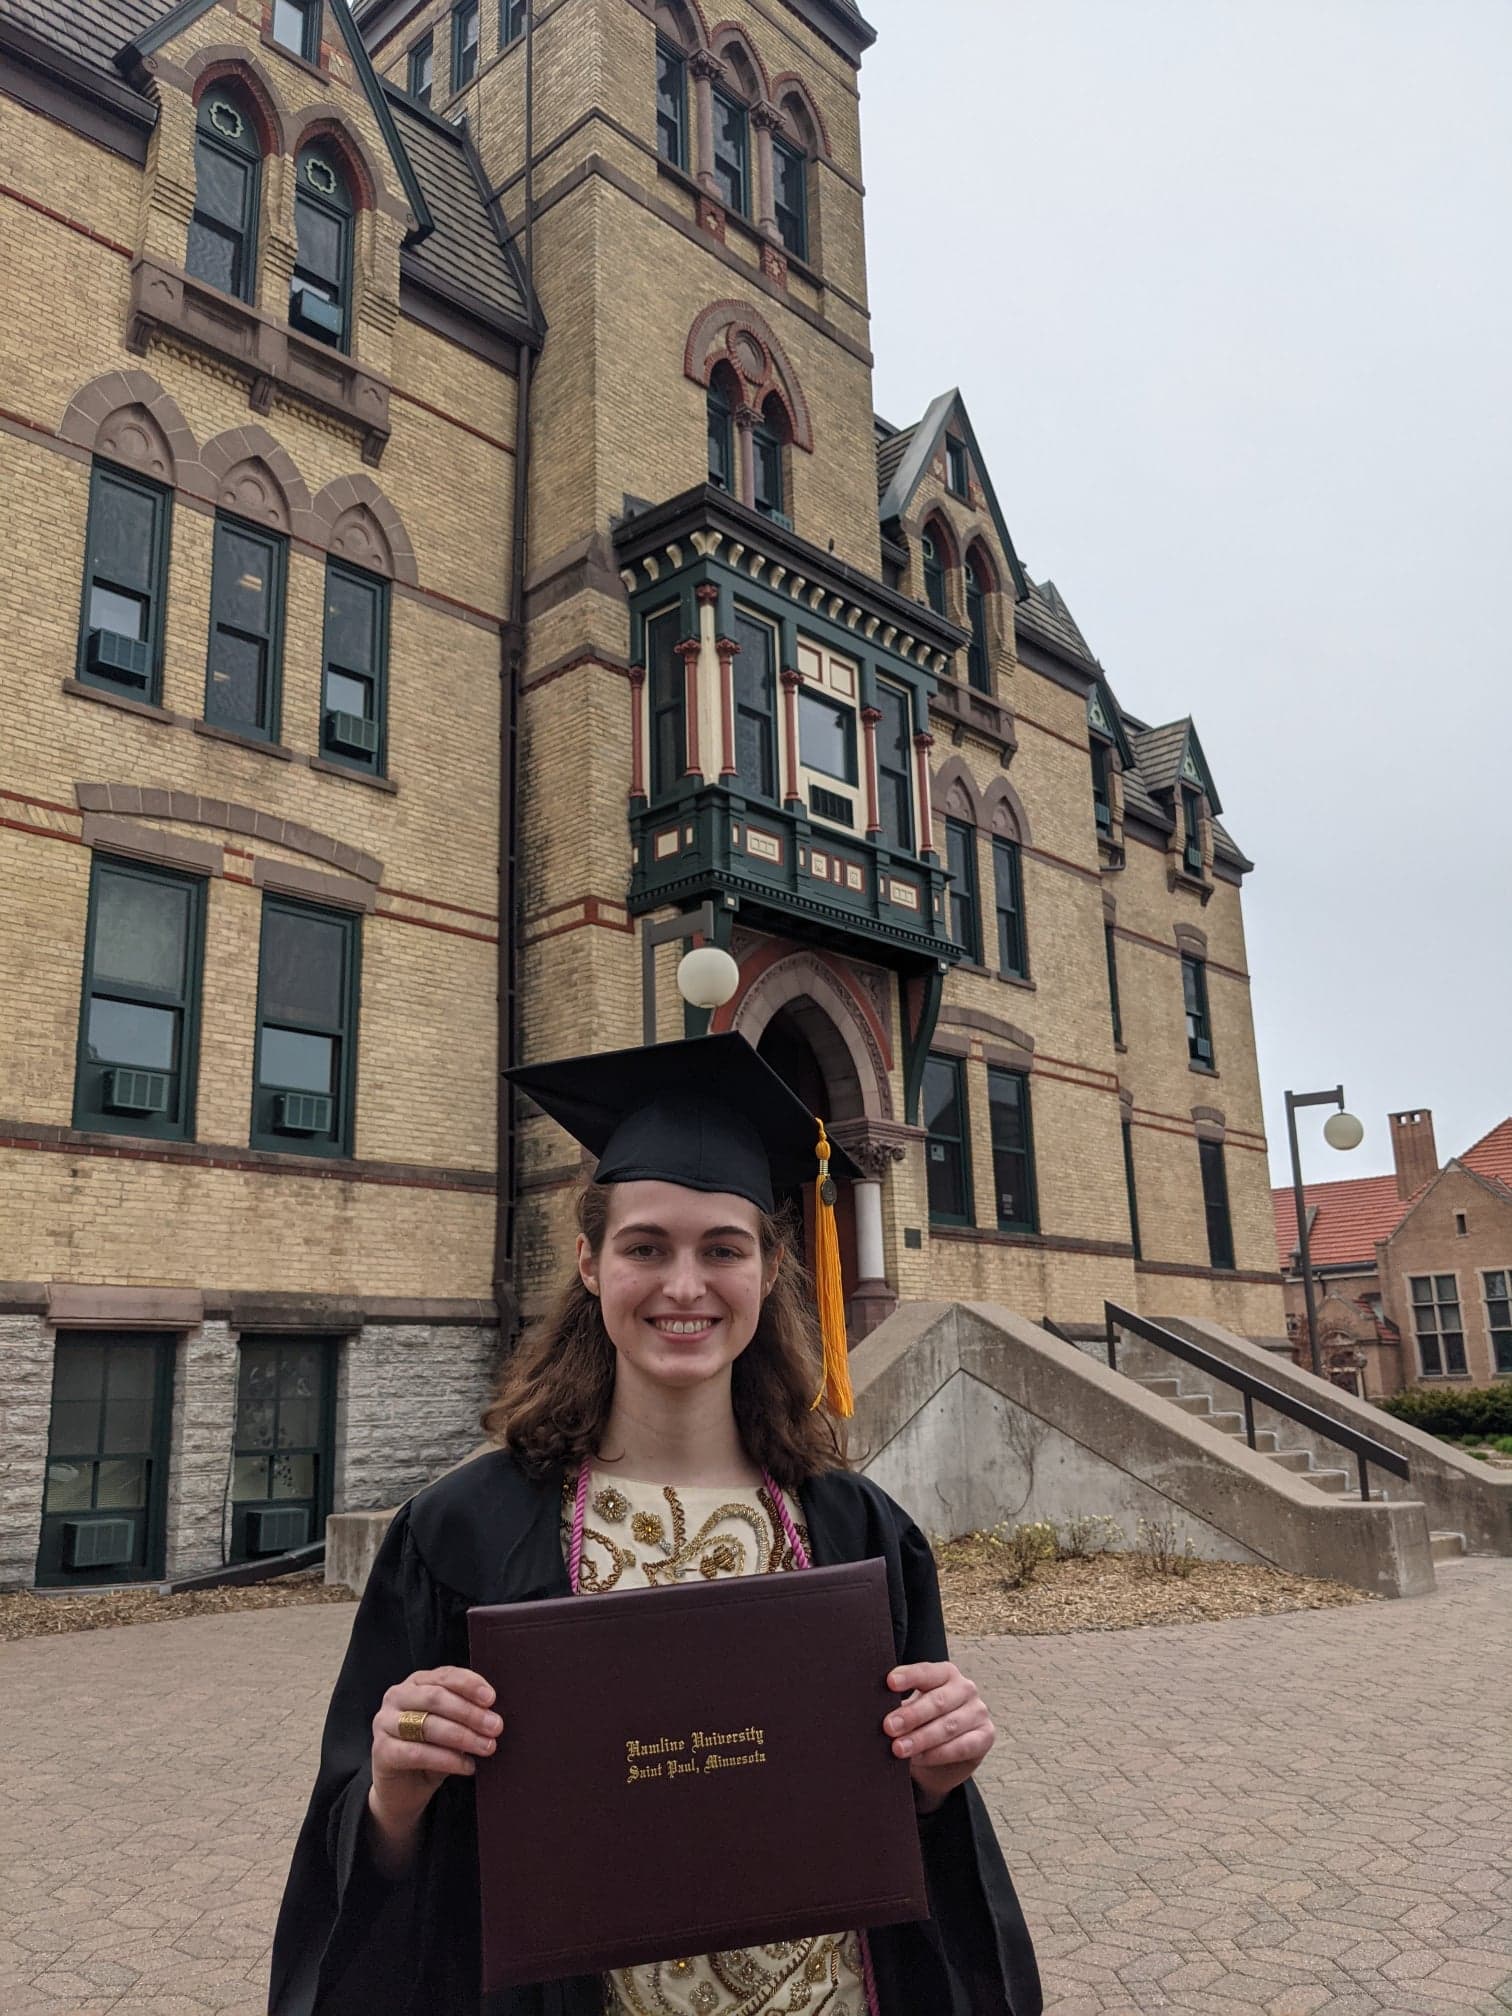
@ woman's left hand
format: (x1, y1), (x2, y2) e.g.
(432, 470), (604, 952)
(883, 1661), (995, 1812)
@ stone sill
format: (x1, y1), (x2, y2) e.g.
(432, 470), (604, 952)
(192, 719), (295, 761)
(929, 673), (1017, 760)
(309, 756), (399, 794)
(1188, 1060), (1220, 1078)
(127, 255), (391, 465)
(62, 675), (169, 722)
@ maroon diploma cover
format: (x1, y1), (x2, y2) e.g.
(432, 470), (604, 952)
(466, 1559), (929, 1988)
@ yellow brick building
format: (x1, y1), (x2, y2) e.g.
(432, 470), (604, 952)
(0, 0), (1282, 1588)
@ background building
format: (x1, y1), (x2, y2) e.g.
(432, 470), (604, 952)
(1273, 1110), (1512, 1394)
(0, 0), (1282, 1589)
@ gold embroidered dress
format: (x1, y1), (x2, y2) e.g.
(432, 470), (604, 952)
(566, 1473), (868, 2016)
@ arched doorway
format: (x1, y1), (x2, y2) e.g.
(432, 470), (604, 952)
(757, 1004), (859, 1310)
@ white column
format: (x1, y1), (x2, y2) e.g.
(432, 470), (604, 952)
(854, 1178), (885, 1283)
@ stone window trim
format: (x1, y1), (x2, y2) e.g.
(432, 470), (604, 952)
(937, 1005), (1035, 1078)
(80, 813), (224, 880)
(46, 1284), (205, 1332)
(931, 756), (1032, 847)
(1173, 921), (1209, 957)
(1191, 1105), (1227, 1144)
(73, 782), (383, 886)
(252, 858), (377, 913)
(179, 48), (294, 156)
(684, 300), (814, 453)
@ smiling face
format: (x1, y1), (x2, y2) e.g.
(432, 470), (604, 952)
(578, 1179), (775, 1394)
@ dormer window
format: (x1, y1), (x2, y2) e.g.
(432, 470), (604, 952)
(272, 0), (320, 62)
(291, 145), (353, 350)
(1181, 785), (1203, 873)
(946, 437), (968, 497)
(1090, 737), (1113, 831)
(922, 531), (946, 617)
(187, 89), (261, 303)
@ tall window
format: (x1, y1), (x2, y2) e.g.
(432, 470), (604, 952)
(993, 837), (1026, 979)
(252, 898), (361, 1157)
(731, 611), (776, 800)
(799, 689), (856, 786)
(944, 817), (979, 962)
(1089, 736), (1113, 831)
(707, 378), (734, 492)
(452, 0), (480, 87)
(965, 558), (989, 691)
(187, 90), (261, 301)
(37, 1335), (173, 1587)
(1183, 954), (1213, 1067)
(1105, 923), (1122, 1043)
(206, 517), (285, 741)
(408, 34), (434, 104)
(656, 39), (687, 167)
(74, 857), (205, 1141)
(773, 136), (807, 259)
(291, 146), (353, 349)
(988, 1067), (1036, 1233)
(501, 0), (528, 46)
(231, 1339), (334, 1563)
(1481, 1270), (1512, 1375)
(753, 403), (785, 521)
(922, 531), (946, 617)
(646, 606), (685, 798)
(271, 0), (320, 61)
(946, 437), (968, 497)
(1198, 1139), (1234, 1270)
(77, 463), (172, 699)
(320, 563), (388, 776)
(1122, 1117), (1142, 1259)
(874, 682), (913, 854)
(924, 1054), (971, 1225)
(712, 89), (749, 214)
(1181, 786), (1203, 873)
(1410, 1274), (1467, 1376)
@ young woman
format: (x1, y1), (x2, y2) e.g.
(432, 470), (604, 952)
(270, 1035), (1042, 2016)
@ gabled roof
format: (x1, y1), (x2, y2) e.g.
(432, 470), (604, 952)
(1128, 717), (1223, 816)
(1462, 1117), (1512, 1190)
(875, 389), (1029, 600)
(1087, 671), (1135, 769)
(1017, 576), (1095, 664)
(0, 0), (164, 75)
(1272, 1173), (1409, 1271)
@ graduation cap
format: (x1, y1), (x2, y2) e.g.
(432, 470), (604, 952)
(506, 1033), (861, 1415)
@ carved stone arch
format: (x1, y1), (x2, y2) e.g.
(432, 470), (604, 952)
(919, 507), (961, 570)
(1173, 921), (1209, 957)
(57, 370), (198, 485)
(683, 300), (813, 451)
(288, 110), (382, 211)
(769, 72), (831, 157)
(649, 0), (710, 51)
(197, 425), (313, 534)
(981, 775), (1032, 846)
(931, 754), (982, 827)
(707, 23), (770, 101)
(726, 952), (893, 1121)
(311, 474), (418, 584)
(183, 47), (291, 155)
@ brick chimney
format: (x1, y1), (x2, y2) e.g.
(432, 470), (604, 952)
(1388, 1109), (1439, 1200)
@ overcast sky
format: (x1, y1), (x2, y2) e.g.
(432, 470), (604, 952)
(860, 0), (1511, 1189)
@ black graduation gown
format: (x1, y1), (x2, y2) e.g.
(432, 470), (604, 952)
(269, 1452), (1042, 2016)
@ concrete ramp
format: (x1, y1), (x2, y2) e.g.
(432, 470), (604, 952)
(848, 1301), (1435, 1599)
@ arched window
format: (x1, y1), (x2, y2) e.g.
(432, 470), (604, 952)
(965, 557), (989, 692)
(753, 394), (787, 523)
(773, 96), (814, 261)
(706, 369), (736, 492)
(291, 145), (354, 349)
(922, 529), (946, 617)
(653, 1), (696, 170)
(711, 44), (759, 217)
(187, 88), (262, 303)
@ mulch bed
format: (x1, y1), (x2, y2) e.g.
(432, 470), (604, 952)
(0, 1568), (356, 1642)
(935, 1534), (1371, 1637)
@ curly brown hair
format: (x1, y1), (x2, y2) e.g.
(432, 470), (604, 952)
(482, 1183), (847, 1488)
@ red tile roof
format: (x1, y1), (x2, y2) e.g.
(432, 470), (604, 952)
(1462, 1117), (1512, 1191)
(1272, 1114), (1512, 1270)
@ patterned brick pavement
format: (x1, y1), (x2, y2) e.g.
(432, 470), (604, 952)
(1, 1559), (1508, 2015)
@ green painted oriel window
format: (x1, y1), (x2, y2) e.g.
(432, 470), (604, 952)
(205, 516), (285, 741)
(77, 463), (172, 699)
(732, 609), (777, 799)
(74, 856), (206, 1141)
(988, 1067), (1036, 1233)
(924, 1053), (972, 1226)
(645, 605), (685, 798)
(251, 898), (361, 1157)
(320, 562), (389, 774)
(874, 681), (914, 854)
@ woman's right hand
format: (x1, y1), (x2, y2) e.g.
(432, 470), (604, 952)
(366, 1666), (502, 1862)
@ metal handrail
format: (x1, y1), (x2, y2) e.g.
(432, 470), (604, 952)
(1104, 1302), (1410, 1503)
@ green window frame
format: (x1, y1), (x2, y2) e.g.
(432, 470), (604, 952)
(993, 837), (1026, 979)
(772, 136), (807, 259)
(251, 896), (361, 1157)
(753, 408), (785, 521)
(922, 530), (946, 617)
(452, 0), (480, 87)
(1089, 735), (1113, 832)
(320, 561), (389, 776)
(1480, 1269), (1512, 1376)
(230, 1336), (336, 1563)
(1122, 1117), (1142, 1259)
(1410, 1274), (1467, 1377)
(1198, 1138), (1234, 1271)
(501, 0), (528, 46)
(271, 0), (320, 62)
(874, 680), (913, 854)
(987, 1066), (1036, 1234)
(923, 1053), (972, 1226)
(731, 609), (778, 800)
(408, 33), (434, 104)
(656, 38), (687, 167)
(707, 377), (735, 492)
(1182, 786), (1204, 873)
(645, 605), (685, 799)
(187, 88), (261, 303)
(74, 855), (206, 1142)
(37, 1333), (174, 1587)
(1183, 954), (1213, 1067)
(205, 515), (286, 742)
(291, 145), (354, 350)
(712, 87), (749, 214)
(946, 437), (968, 497)
(76, 462), (172, 700)
(944, 817), (980, 963)
(965, 558), (989, 692)
(1105, 923), (1122, 1043)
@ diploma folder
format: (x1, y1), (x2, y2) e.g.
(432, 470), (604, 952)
(467, 1558), (928, 1988)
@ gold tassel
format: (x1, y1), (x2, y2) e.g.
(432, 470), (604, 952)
(812, 1119), (853, 1417)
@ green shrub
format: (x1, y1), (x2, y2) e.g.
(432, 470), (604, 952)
(1374, 1385), (1512, 1439)
(1492, 1435), (1512, 1456)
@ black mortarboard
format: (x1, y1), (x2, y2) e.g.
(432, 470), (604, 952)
(505, 1033), (862, 1216)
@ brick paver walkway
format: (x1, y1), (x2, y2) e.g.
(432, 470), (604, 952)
(2, 1559), (1508, 2015)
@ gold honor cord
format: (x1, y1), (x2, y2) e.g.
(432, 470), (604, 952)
(811, 1117), (854, 1417)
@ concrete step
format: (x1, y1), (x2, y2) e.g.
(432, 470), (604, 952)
(1430, 1531), (1468, 1562)
(1309, 1469), (1352, 1494)
(1254, 1430), (1280, 1453)
(1208, 1412), (1245, 1436)
(1136, 1375), (1184, 1400)
(1174, 1393), (1214, 1416)
(1263, 1448), (1314, 1473)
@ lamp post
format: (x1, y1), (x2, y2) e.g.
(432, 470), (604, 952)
(640, 900), (739, 1042)
(1285, 1086), (1364, 1379)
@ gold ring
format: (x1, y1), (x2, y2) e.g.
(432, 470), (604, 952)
(396, 1709), (430, 1745)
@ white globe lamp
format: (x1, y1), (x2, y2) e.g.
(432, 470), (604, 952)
(676, 944), (740, 1012)
(1323, 1110), (1364, 1152)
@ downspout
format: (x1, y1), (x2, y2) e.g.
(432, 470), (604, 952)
(494, 0), (536, 1336)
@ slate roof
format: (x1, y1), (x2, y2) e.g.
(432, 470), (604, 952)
(386, 89), (532, 331)
(875, 423), (915, 503)
(0, 0), (165, 75)
(1017, 576), (1095, 664)
(1128, 719), (1190, 795)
